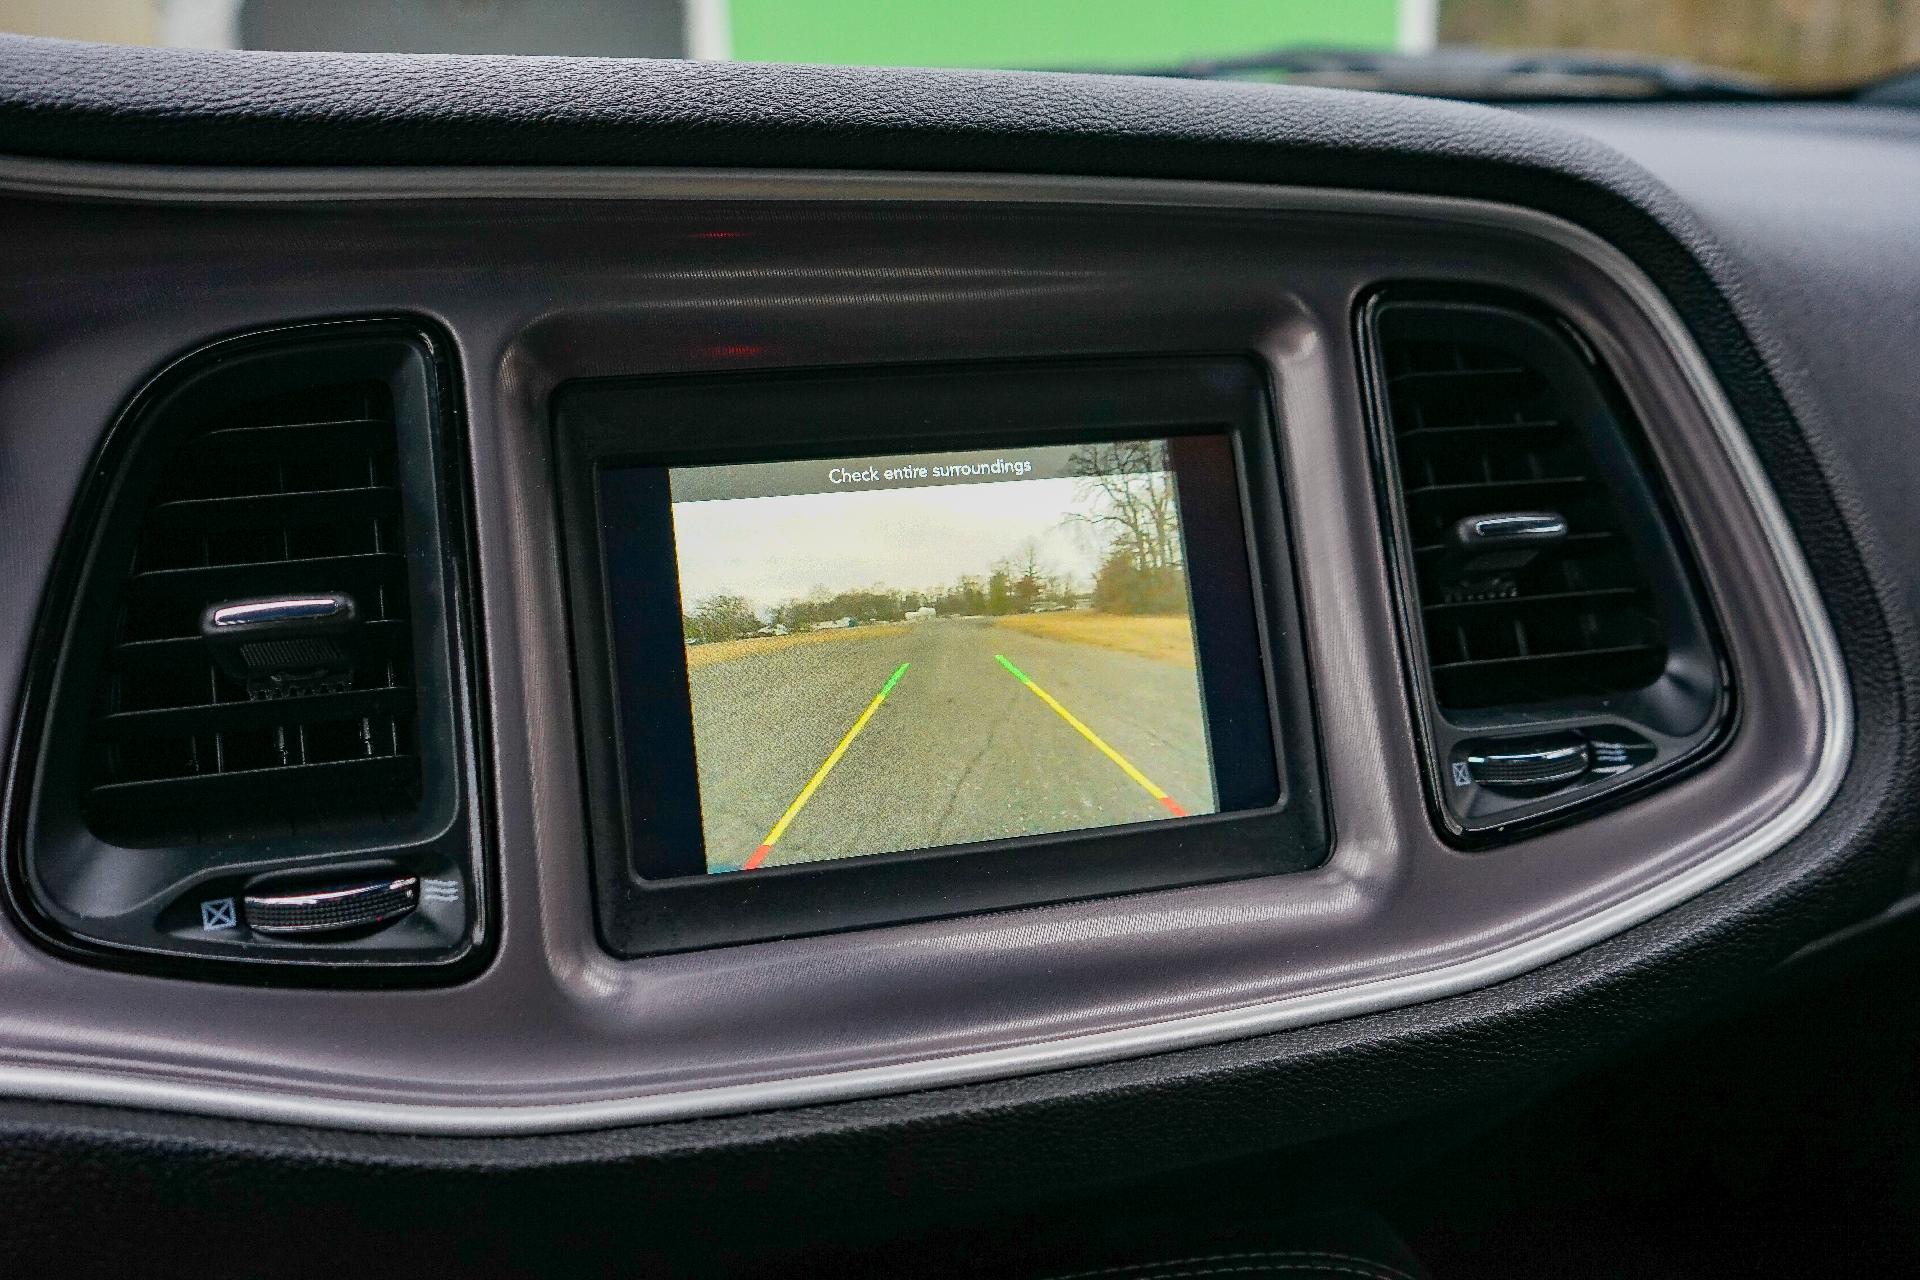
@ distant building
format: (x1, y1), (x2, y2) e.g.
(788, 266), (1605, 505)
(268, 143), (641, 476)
(808, 617), (854, 631)
(904, 606), (936, 622)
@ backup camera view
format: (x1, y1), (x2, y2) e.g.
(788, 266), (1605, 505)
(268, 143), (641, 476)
(669, 441), (1218, 873)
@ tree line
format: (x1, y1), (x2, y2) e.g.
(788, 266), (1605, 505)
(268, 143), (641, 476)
(684, 441), (1190, 643)
(684, 553), (1079, 644)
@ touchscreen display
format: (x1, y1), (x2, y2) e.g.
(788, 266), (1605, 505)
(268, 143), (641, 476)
(662, 440), (1221, 873)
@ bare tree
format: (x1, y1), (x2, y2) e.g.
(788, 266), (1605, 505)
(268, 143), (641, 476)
(1065, 442), (1189, 614)
(1011, 537), (1050, 611)
(1064, 441), (1182, 572)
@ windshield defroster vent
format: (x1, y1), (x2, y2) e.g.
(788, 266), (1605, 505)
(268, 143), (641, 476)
(1362, 295), (1728, 840)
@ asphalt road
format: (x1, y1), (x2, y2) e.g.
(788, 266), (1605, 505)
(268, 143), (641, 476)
(685, 617), (1215, 871)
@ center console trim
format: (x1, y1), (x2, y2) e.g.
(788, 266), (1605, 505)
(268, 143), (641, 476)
(0, 159), (1849, 1134)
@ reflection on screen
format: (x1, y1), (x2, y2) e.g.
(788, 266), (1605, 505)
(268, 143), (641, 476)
(669, 440), (1219, 873)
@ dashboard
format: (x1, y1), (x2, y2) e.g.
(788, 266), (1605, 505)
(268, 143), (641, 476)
(0, 33), (1916, 1272)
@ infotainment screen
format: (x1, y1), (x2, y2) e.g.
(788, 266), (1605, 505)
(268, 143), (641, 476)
(663, 441), (1218, 873)
(590, 421), (1286, 886)
(561, 359), (1322, 953)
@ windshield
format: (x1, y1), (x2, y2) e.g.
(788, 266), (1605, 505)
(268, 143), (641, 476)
(2, 1), (1916, 97)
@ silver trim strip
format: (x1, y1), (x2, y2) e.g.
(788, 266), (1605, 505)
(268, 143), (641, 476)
(0, 160), (1851, 1135)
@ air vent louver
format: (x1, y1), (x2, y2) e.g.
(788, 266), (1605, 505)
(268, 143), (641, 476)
(84, 381), (421, 845)
(1379, 326), (1668, 711)
(20, 323), (478, 976)
(1366, 295), (1727, 839)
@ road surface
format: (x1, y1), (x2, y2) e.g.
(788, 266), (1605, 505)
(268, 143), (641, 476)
(684, 617), (1215, 872)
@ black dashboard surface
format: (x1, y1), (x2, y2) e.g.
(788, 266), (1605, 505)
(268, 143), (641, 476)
(0, 34), (1915, 1274)
(1534, 104), (1920, 623)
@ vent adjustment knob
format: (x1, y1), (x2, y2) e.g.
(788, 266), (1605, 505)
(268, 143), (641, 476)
(242, 875), (420, 937)
(1440, 511), (1568, 602)
(1462, 733), (1592, 791)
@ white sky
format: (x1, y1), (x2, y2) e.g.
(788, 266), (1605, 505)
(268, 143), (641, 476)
(672, 477), (1108, 616)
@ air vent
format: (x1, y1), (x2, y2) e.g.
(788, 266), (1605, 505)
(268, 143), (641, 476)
(1364, 295), (1727, 839)
(17, 321), (482, 976)
(1379, 330), (1667, 711)
(85, 381), (421, 846)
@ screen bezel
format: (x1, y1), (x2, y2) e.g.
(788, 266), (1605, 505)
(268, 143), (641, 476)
(555, 359), (1327, 955)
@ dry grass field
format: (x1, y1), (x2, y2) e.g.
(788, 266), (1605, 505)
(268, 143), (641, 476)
(992, 612), (1197, 667)
(684, 622), (912, 670)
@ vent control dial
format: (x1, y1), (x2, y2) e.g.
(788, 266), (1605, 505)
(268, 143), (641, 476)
(1462, 733), (1591, 791)
(243, 875), (421, 937)
(1451, 727), (1660, 800)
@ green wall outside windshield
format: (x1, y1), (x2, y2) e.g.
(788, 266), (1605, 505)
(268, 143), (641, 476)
(727, 0), (1399, 70)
